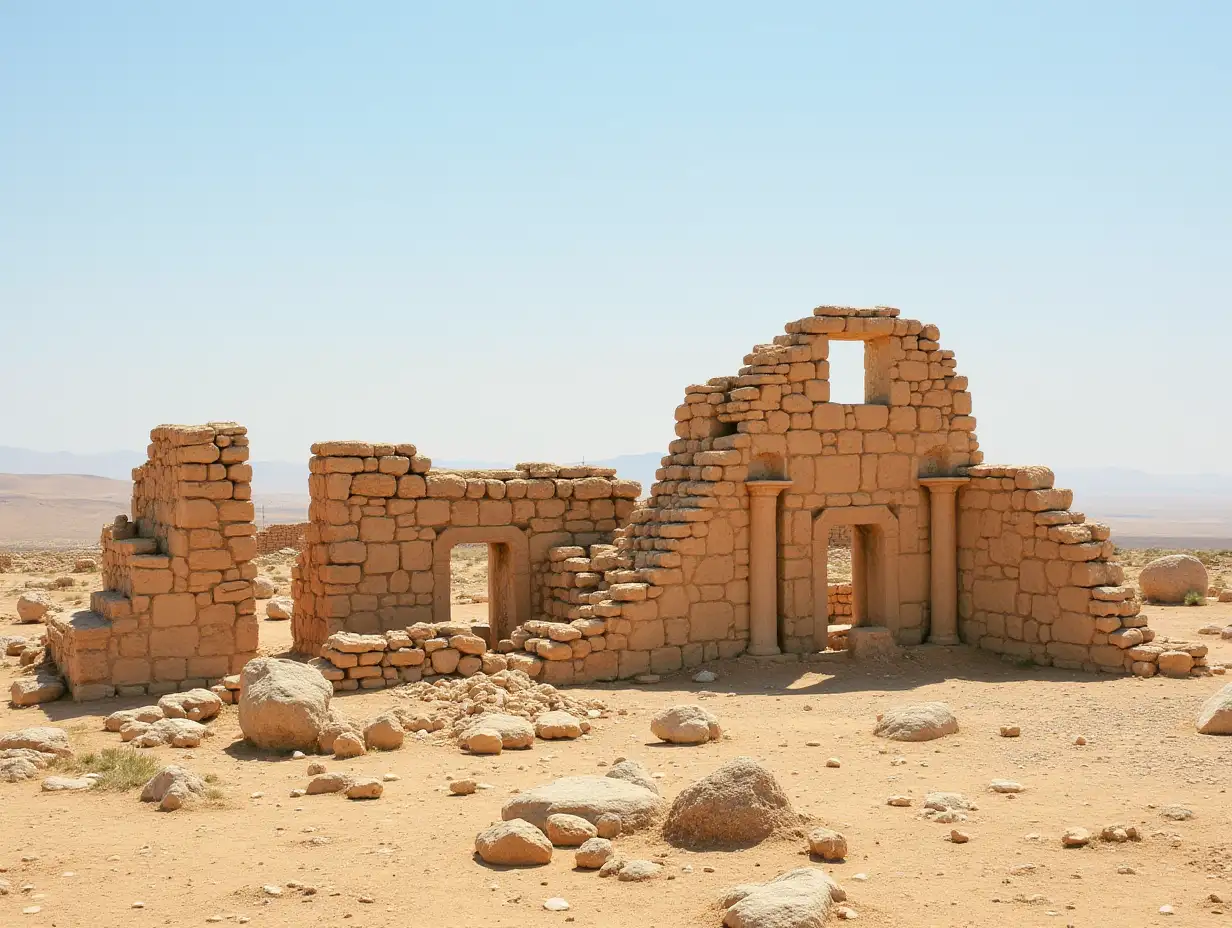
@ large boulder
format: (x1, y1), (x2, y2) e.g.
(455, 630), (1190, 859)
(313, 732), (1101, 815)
(16, 592), (54, 623)
(663, 756), (801, 849)
(140, 765), (206, 812)
(650, 705), (722, 744)
(238, 657), (332, 752)
(721, 868), (845, 928)
(474, 819), (553, 866)
(873, 702), (958, 742)
(1139, 554), (1208, 604)
(158, 689), (222, 722)
(0, 726), (71, 757)
(1197, 683), (1232, 735)
(462, 713), (535, 749)
(502, 775), (665, 833)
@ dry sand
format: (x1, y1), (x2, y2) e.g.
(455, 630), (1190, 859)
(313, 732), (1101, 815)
(2, 555), (1232, 926)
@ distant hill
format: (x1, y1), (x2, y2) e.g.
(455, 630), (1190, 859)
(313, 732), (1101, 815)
(3, 447), (1229, 548)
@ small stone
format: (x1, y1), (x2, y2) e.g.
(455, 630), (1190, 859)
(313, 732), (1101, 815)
(1061, 828), (1090, 848)
(692, 670), (718, 683)
(345, 777), (383, 800)
(836, 906), (858, 920)
(382, 773), (399, 782)
(543, 897), (570, 911)
(1160, 905), (1175, 915)
(887, 795), (912, 807)
(999, 725), (1021, 738)
(291, 751), (305, 759)
(807, 827), (847, 861)
(825, 758), (841, 768)
(263, 885), (282, 896)
(450, 778), (478, 796)
(131, 902), (145, 908)
(989, 780), (1024, 794)
(1073, 736), (1086, 746)
(950, 830), (970, 844)
(307, 762), (326, 775)
(1159, 805), (1194, 822)
(546, 813), (598, 848)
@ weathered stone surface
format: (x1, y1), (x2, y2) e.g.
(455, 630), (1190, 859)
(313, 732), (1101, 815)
(238, 657), (332, 752)
(306, 772), (352, 794)
(474, 819), (553, 866)
(266, 596), (293, 620)
(346, 777), (383, 800)
(0, 726), (71, 757)
(605, 759), (659, 794)
(807, 828), (847, 861)
(502, 775), (665, 833)
(0, 748), (51, 782)
(663, 757), (800, 849)
(721, 868), (845, 928)
(462, 713), (534, 749)
(1196, 683), (1232, 735)
(104, 706), (164, 732)
(535, 711), (583, 740)
(9, 673), (65, 707)
(463, 728), (502, 754)
(16, 592), (54, 623)
(545, 813), (598, 847)
(158, 688), (222, 722)
(617, 859), (663, 882)
(42, 775), (96, 792)
(141, 765), (206, 812)
(574, 837), (614, 869)
(363, 714), (404, 751)
(650, 704), (722, 744)
(1139, 554), (1208, 604)
(317, 708), (361, 754)
(873, 703), (958, 742)
(253, 576), (277, 598)
(133, 718), (209, 748)
(332, 731), (366, 758)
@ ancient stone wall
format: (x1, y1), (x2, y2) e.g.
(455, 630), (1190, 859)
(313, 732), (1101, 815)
(46, 423), (258, 699)
(290, 442), (639, 657)
(957, 464), (1200, 676)
(255, 522), (309, 555)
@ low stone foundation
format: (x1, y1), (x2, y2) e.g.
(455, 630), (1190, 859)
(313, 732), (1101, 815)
(255, 522), (308, 555)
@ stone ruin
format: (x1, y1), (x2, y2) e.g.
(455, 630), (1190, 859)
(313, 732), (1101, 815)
(45, 423), (258, 700)
(37, 304), (1209, 701)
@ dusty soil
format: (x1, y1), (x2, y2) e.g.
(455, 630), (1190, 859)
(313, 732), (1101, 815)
(2, 557), (1232, 927)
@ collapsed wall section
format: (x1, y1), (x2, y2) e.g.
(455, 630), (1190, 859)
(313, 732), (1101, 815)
(46, 423), (259, 700)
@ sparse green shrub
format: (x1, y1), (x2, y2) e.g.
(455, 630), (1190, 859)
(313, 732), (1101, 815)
(55, 748), (160, 791)
(1184, 590), (1205, 606)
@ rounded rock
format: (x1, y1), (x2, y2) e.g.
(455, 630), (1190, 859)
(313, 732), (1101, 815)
(545, 813), (598, 847)
(475, 819), (553, 866)
(808, 827), (848, 861)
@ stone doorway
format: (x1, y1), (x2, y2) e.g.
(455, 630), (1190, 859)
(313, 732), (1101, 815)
(811, 505), (900, 652)
(431, 526), (531, 645)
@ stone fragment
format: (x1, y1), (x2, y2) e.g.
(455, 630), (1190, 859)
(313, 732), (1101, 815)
(474, 819), (553, 866)
(140, 765), (206, 812)
(332, 731), (366, 759)
(650, 704), (722, 744)
(503, 775), (665, 833)
(363, 714), (404, 751)
(617, 859), (663, 882)
(265, 597), (293, 620)
(158, 689), (223, 722)
(450, 778), (477, 796)
(133, 718), (209, 748)
(873, 703), (958, 742)
(252, 576), (276, 598)
(346, 777), (383, 800)
(663, 756), (799, 849)
(9, 673), (65, 707)
(16, 592), (54, 623)
(41, 775), (96, 792)
(535, 711), (583, 740)
(999, 725), (1021, 738)
(808, 827), (847, 861)
(464, 728), (503, 755)
(605, 758), (659, 794)
(545, 813), (598, 847)
(0, 726), (72, 757)
(574, 837), (614, 869)
(1196, 683), (1232, 735)
(989, 780), (1024, 794)
(306, 772), (352, 794)
(462, 713), (535, 749)
(1061, 827), (1090, 847)
(720, 868), (845, 928)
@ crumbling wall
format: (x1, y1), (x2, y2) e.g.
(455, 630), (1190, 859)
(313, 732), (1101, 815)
(957, 464), (1200, 676)
(46, 423), (258, 700)
(255, 522), (309, 555)
(290, 442), (639, 657)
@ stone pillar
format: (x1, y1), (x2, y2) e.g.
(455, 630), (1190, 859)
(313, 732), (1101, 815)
(745, 480), (793, 656)
(920, 476), (969, 645)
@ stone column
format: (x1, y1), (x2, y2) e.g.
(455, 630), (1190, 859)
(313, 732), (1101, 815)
(920, 476), (969, 645)
(745, 480), (793, 656)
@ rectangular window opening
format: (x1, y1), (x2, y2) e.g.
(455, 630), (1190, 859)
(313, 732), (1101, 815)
(449, 542), (490, 634)
(827, 339), (868, 405)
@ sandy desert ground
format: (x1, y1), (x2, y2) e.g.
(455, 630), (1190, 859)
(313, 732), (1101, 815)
(1, 549), (1232, 928)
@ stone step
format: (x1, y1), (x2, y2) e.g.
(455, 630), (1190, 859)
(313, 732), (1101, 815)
(112, 537), (159, 555)
(130, 554), (172, 569)
(90, 590), (133, 620)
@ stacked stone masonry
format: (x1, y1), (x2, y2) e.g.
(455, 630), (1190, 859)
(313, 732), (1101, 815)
(254, 522), (309, 555)
(958, 464), (1205, 677)
(293, 304), (1178, 685)
(290, 443), (640, 660)
(46, 423), (259, 700)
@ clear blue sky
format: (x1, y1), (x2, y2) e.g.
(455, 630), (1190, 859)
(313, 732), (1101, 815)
(2, 3), (1229, 472)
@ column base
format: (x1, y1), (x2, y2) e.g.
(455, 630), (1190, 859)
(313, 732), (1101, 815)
(745, 644), (782, 657)
(927, 635), (960, 646)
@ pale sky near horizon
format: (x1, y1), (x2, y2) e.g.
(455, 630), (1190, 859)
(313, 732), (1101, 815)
(2, 3), (1229, 473)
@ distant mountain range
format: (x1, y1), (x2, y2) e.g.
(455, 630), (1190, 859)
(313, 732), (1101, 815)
(2, 446), (1230, 546)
